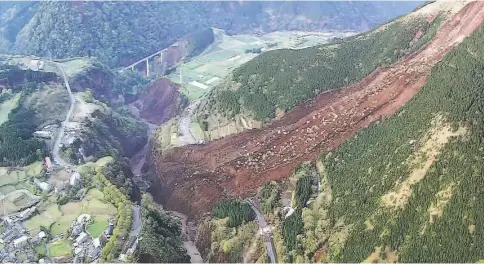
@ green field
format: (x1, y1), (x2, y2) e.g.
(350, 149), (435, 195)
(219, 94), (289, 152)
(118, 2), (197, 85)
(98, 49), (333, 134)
(26, 187), (116, 237)
(78, 156), (113, 176)
(48, 240), (71, 257)
(167, 30), (345, 101)
(0, 93), (21, 126)
(35, 241), (48, 256)
(87, 215), (109, 237)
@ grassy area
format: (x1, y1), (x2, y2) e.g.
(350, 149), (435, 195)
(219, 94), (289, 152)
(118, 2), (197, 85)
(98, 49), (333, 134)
(190, 122), (205, 140)
(35, 241), (48, 256)
(25, 161), (43, 177)
(48, 240), (71, 257)
(24, 215), (57, 231)
(78, 156), (113, 176)
(41, 188), (115, 236)
(58, 58), (91, 78)
(87, 216), (109, 237)
(1, 190), (39, 215)
(95, 156), (113, 168)
(168, 30), (344, 102)
(0, 93), (21, 126)
(154, 118), (180, 151)
(180, 84), (206, 101)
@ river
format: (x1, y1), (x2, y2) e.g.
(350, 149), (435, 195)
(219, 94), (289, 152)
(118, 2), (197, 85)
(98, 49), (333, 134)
(128, 117), (203, 263)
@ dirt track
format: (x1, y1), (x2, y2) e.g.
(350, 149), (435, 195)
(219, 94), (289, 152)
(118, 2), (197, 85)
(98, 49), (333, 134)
(150, 2), (484, 219)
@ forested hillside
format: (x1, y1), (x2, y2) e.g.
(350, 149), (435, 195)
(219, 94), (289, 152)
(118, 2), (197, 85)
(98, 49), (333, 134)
(2, 1), (421, 66)
(197, 12), (441, 125)
(279, 20), (484, 263)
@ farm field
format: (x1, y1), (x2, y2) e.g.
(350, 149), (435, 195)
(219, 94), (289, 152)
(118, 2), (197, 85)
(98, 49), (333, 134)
(0, 161), (44, 215)
(23, 187), (116, 238)
(167, 29), (355, 101)
(0, 92), (21, 125)
(48, 239), (71, 257)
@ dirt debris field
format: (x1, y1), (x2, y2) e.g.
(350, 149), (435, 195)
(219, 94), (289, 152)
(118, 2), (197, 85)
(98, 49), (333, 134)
(150, 2), (484, 219)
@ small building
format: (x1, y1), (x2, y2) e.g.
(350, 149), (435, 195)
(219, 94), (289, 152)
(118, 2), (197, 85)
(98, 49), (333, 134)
(28, 60), (44, 71)
(92, 238), (100, 248)
(38, 182), (51, 192)
(13, 235), (28, 248)
(104, 223), (114, 237)
(70, 172), (80, 186)
(44, 157), (53, 172)
(34, 131), (53, 139)
(38, 231), (46, 240)
(75, 232), (88, 244)
(72, 225), (83, 237)
(77, 214), (90, 224)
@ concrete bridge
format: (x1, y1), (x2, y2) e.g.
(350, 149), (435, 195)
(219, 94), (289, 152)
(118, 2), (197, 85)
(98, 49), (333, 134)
(123, 48), (165, 77)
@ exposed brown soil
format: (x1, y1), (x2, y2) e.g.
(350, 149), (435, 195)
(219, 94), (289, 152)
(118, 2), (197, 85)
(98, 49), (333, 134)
(132, 78), (187, 125)
(150, 2), (484, 219)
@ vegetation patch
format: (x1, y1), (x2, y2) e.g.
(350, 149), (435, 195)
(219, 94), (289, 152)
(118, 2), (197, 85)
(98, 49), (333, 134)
(0, 92), (21, 126)
(87, 215), (110, 238)
(381, 116), (466, 210)
(212, 200), (255, 228)
(48, 240), (71, 257)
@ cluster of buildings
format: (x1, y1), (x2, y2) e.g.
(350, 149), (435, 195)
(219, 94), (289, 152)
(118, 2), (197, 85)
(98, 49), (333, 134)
(69, 214), (114, 263)
(0, 216), (38, 263)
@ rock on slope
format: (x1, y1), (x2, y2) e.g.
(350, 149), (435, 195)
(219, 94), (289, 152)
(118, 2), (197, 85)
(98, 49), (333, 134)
(149, 1), (484, 219)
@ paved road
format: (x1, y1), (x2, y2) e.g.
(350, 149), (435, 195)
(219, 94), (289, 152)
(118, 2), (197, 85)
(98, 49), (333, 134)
(129, 204), (142, 236)
(247, 200), (277, 263)
(178, 100), (200, 145)
(51, 61), (76, 167)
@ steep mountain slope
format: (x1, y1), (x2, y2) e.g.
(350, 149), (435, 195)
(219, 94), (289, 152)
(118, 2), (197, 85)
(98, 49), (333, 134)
(3, 1), (421, 66)
(195, 2), (441, 140)
(298, 8), (484, 263)
(0, 2), (37, 52)
(148, 0), (484, 225)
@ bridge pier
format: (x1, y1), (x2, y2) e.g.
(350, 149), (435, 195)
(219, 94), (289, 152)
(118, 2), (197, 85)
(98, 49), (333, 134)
(146, 58), (150, 77)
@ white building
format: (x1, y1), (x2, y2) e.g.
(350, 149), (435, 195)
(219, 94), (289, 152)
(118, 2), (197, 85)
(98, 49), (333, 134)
(70, 172), (80, 186)
(38, 231), (47, 239)
(13, 235), (28, 248)
(33, 131), (53, 139)
(76, 232), (88, 244)
(38, 182), (50, 192)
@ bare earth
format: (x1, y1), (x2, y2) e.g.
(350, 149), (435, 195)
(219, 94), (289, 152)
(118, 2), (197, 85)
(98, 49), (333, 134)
(150, 2), (484, 218)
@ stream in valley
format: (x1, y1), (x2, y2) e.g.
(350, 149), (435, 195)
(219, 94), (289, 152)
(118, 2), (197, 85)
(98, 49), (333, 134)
(128, 118), (203, 263)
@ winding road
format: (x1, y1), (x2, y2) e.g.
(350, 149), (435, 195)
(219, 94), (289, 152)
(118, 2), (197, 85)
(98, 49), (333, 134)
(178, 100), (200, 145)
(247, 200), (277, 263)
(51, 61), (76, 167)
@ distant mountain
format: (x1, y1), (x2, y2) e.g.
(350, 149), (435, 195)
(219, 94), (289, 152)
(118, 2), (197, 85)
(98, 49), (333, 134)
(0, 1), (422, 66)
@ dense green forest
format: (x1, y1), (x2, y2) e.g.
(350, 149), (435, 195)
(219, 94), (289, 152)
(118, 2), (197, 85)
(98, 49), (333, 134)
(137, 194), (190, 263)
(101, 158), (140, 201)
(0, 107), (47, 166)
(199, 15), (441, 121)
(3, 2), (420, 66)
(92, 171), (133, 261)
(212, 200), (255, 228)
(0, 65), (59, 166)
(80, 108), (148, 159)
(278, 20), (484, 262)
(259, 181), (281, 215)
(185, 28), (215, 59)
